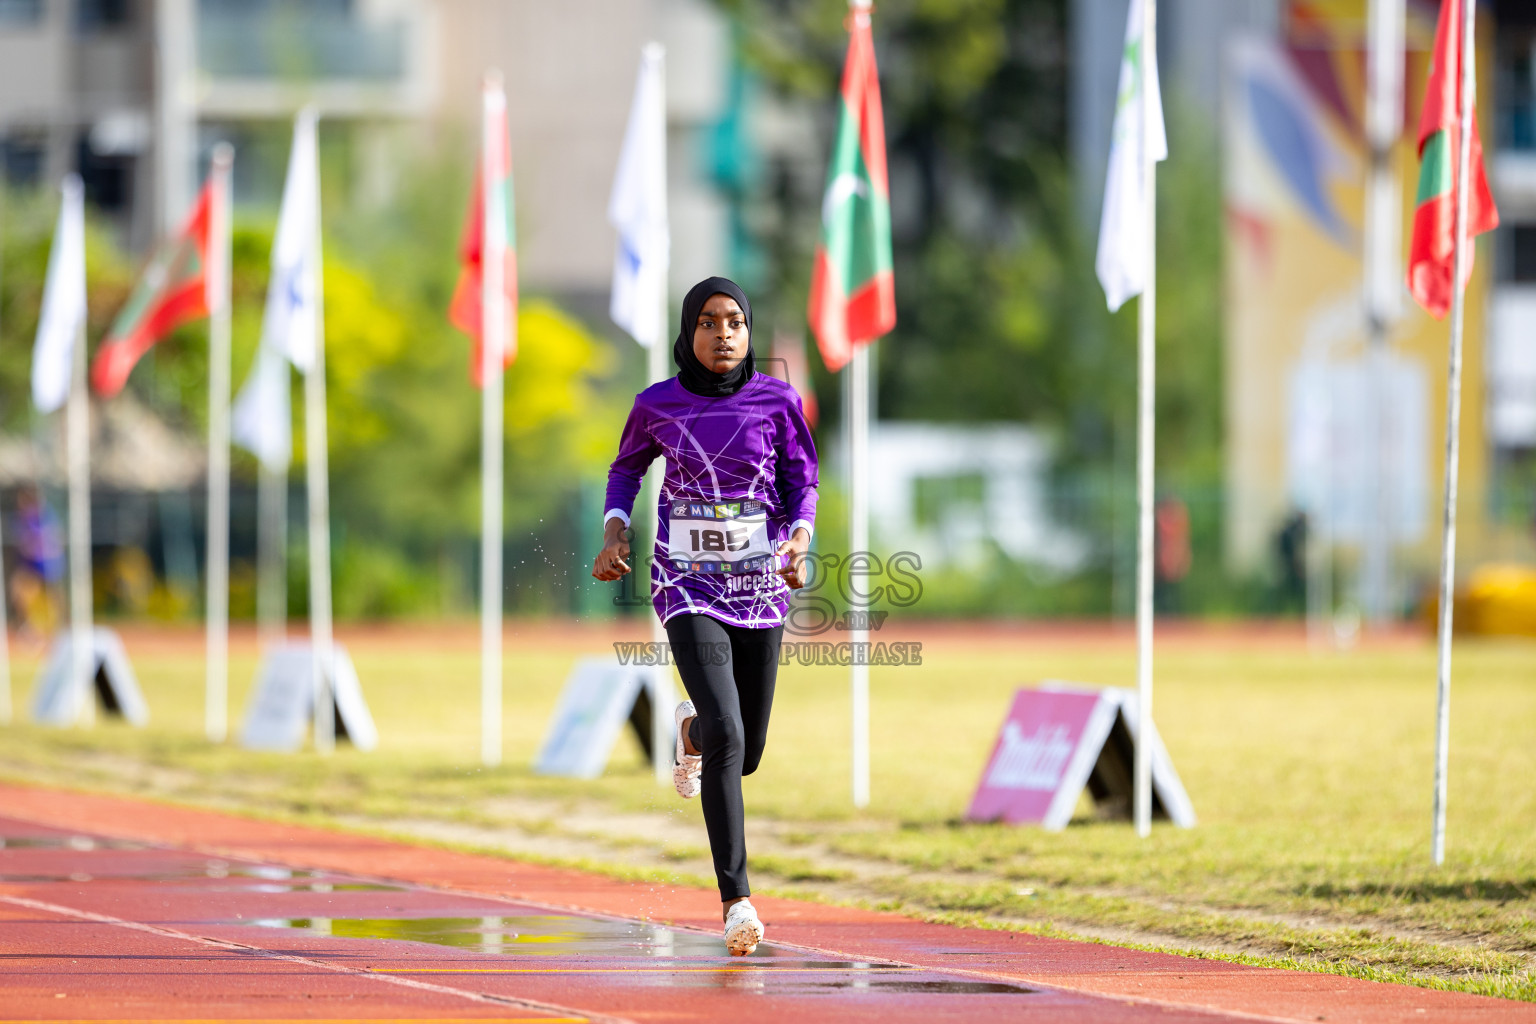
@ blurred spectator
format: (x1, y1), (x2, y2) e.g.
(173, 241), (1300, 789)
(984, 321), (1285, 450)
(1153, 496), (1191, 614)
(11, 486), (64, 640)
(1275, 510), (1308, 616)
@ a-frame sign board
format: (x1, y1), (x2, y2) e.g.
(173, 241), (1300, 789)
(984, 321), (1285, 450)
(967, 683), (1196, 830)
(30, 628), (148, 727)
(239, 642), (378, 752)
(534, 656), (672, 778)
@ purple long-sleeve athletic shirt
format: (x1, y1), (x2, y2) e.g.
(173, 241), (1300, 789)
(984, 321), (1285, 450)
(604, 373), (819, 628)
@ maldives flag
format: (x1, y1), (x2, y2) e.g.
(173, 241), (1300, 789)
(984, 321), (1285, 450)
(92, 181), (213, 396)
(808, 2), (895, 372)
(450, 81), (518, 386)
(1407, 0), (1498, 320)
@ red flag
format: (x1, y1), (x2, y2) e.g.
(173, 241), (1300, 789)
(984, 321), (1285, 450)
(92, 182), (213, 396)
(450, 99), (518, 387)
(1407, 0), (1498, 319)
(807, 4), (895, 371)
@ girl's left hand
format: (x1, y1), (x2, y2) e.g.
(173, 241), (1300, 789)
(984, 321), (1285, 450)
(775, 528), (812, 590)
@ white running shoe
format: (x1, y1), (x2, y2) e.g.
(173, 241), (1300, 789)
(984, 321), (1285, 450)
(673, 700), (701, 799)
(724, 899), (764, 956)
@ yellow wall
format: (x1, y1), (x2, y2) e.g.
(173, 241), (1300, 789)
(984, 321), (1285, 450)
(1222, 3), (1509, 595)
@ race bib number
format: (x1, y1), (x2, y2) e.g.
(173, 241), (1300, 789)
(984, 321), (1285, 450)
(667, 500), (775, 574)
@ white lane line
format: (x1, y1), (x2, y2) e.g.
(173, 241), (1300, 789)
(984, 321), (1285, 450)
(0, 893), (629, 1024)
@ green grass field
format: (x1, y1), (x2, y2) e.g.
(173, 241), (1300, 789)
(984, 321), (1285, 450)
(0, 621), (1531, 1000)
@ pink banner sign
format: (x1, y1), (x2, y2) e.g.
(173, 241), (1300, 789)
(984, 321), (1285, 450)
(966, 683), (1197, 830)
(967, 685), (1111, 827)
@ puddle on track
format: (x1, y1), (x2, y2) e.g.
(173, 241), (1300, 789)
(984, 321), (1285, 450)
(2, 827), (1036, 1000)
(241, 915), (1038, 997)
(245, 913), (780, 958)
(690, 977), (1035, 995)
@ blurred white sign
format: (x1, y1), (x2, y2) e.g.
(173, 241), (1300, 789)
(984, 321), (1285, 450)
(240, 643), (377, 752)
(536, 658), (670, 778)
(30, 628), (147, 727)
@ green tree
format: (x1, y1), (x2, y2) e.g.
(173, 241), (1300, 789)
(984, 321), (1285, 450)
(712, 0), (1233, 613)
(1, 150), (622, 620)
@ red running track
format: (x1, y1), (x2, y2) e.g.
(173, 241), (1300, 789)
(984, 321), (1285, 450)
(0, 783), (1528, 1024)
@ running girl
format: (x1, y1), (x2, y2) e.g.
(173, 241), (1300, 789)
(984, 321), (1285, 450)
(592, 277), (817, 956)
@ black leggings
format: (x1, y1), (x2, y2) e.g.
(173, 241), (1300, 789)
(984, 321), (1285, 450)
(666, 613), (782, 902)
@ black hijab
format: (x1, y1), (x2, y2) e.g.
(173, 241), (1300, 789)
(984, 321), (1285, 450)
(673, 277), (756, 398)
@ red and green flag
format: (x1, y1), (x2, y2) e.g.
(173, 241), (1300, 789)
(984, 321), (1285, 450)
(808, 2), (895, 372)
(92, 181), (213, 396)
(450, 87), (518, 387)
(1407, 0), (1498, 320)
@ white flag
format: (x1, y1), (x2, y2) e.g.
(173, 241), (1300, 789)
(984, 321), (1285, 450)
(32, 176), (87, 414)
(231, 342), (291, 471)
(608, 43), (670, 347)
(1096, 0), (1167, 313)
(264, 108), (321, 372)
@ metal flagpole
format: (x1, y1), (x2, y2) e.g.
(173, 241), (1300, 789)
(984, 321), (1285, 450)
(1431, 0), (1477, 869)
(1362, 0), (1406, 625)
(67, 243), (93, 727)
(205, 143), (234, 743)
(645, 43), (672, 786)
(480, 73), (508, 768)
(848, 342), (870, 809)
(0, 181), (8, 725)
(306, 129), (336, 756)
(645, 307), (669, 784)
(1133, 0), (1158, 839)
(256, 454), (288, 649)
(0, 503), (9, 724)
(845, 0), (877, 811)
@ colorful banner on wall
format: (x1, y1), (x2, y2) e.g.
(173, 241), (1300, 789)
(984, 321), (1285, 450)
(1222, 0), (1494, 573)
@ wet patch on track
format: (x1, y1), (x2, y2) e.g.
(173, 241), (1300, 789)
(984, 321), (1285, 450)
(227, 909), (1045, 1001)
(3, 789), (1523, 1024)
(0, 816), (1209, 1021)
(242, 912), (792, 958)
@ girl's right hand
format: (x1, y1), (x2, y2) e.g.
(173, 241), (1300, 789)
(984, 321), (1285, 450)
(592, 518), (633, 581)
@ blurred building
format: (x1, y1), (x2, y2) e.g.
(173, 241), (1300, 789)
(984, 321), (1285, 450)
(1488, 2), (1536, 514)
(1072, 0), (1536, 611)
(0, 0), (158, 249)
(0, 0), (737, 300)
(866, 424), (1089, 574)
